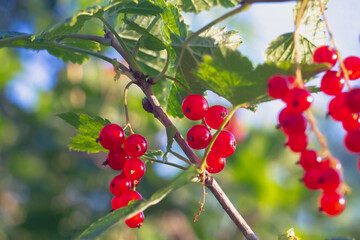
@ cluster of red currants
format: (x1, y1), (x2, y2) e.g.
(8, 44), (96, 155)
(265, 45), (360, 216)
(97, 124), (148, 228)
(182, 95), (237, 173)
(314, 46), (360, 163)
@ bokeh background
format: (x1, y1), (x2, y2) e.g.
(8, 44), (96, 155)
(0, 0), (359, 239)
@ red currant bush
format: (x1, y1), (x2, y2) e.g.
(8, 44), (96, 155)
(205, 105), (229, 130)
(319, 192), (346, 216)
(98, 124), (125, 150)
(313, 45), (337, 67)
(186, 125), (212, 150)
(320, 70), (345, 96)
(344, 129), (360, 152)
(278, 108), (307, 136)
(205, 152), (226, 174)
(284, 87), (313, 113)
(125, 212), (145, 228)
(124, 134), (148, 157)
(328, 93), (352, 121)
(123, 158), (146, 180)
(343, 56), (360, 80)
(286, 133), (308, 153)
(299, 149), (319, 171)
(267, 75), (292, 100)
(109, 172), (133, 196)
(345, 88), (360, 113)
(106, 148), (129, 171)
(211, 130), (236, 158)
(182, 95), (209, 120)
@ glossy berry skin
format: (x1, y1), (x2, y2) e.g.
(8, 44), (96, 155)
(109, 172), (133, 196)
(123, 158), (146, 180)
(98, 124), (125, 150)
(186, 125), (212, 150)
(286, 134), (308, 152)
(341, 114), (360, 132)
(302, 168), (322, 190)
(267, 75), (291, 100)
(343, 56), (360, 80)
(319, 167), (341, 192)
(111, 190), (142, 210)
(313, 45), (337, 67)
(344, 129), (360, 152)
(299, 149), (319, 171)
(284, 88), (313, 113)
(205, 105), (229, 130)
(320, 70), (345, 96)
(345, 88), (360, 113)
(182, 95), (209, 120)
(125, 212), (144, 228)
(206, 152), (226, 174)
(107, 148), (129, 171)
(124, 134), (148, 157)
(328, 93), (352, 121)
(278, 108), (307, 136)
(211, 130), (236, 158)
(320, 192), (346, 216)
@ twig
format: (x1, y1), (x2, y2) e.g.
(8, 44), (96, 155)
(317, 0), (351, 89)
(124, 81), (135, 135)
(0, 34), (32, 45)
(141, 156), (188, 170)
(164, 75), (191, 94)
(169, 149), (192, 165)
(194, 172), (207, 222)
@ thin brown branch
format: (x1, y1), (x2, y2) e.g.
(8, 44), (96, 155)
(134, 77), (259, 240)
(317, 0), (351, 89)
(124, 81), (135, 134)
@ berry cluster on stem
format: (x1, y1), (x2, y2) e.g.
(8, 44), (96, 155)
(97, 124), (148, 228)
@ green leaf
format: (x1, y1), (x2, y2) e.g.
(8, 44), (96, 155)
(77, 165), (198, 239)
(58, 112), (111, 153)
(266, 0), (328, 63)
(194, 47), (329, 106)
(1, 38), (101, 64)
(278, 228), (300, 240)
(33, 6), (104, 40)
(106, 0), (163, 17)
(143, 149), (164, 158)
(175, 0), (238, 13)
(325, 238), (355, 240)
(166, 125), (176, 152)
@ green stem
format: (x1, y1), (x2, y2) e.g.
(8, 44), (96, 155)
(201, 103), (249, 171)
(0, 34), (32, 45)
(149, 47), (170, 83)
(98, 16), (140, 72)
(184, 4), (251, 46)
(141, 156), (188, 170)
(132, 16), (160, 57)
(169, 149), (192, 165)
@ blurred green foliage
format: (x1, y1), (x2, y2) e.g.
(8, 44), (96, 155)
(0, 0), (359, 240)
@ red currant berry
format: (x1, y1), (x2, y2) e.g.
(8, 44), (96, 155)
(320, 70), (345, 95)
(319, 192), (346, 216)
(341, 114), (360, 132)
(344, 129), (360, 152)
(267, 75), (291, 99)
(106, 148), (129, 171)
(319, 167), (341, 192)
(125, 212), (144, 228)
(123, 158), (146, 180)
(343, 56), (360, 80)
(109, 173), (133, 196)
(286, 133), (308, 152)
(284, 88), (313, 113)
(124, 134), (148, 157)
(345, 88), (360, 113)
(278, 108), (307, 136)
(205, 105), (229, 130)
(313, 45), (337, 67)
(111, 195), (123, 210)
(98, 124), (125, 150)
(328, 93), (352, 121)
(206, 152), (226, 174)
(211, 130), (236, 158)
(186, 125), (212, 150)
(299, 149), (319, 170)
(112, 190), (142, 210)
(182, 95), (209, 120)
(302, 168), (322, 190)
